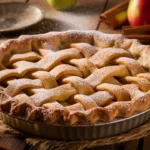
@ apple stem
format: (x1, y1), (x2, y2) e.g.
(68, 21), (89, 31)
(25, 0), (30, 3)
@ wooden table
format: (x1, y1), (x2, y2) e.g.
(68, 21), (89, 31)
(0, 0), (150, 150)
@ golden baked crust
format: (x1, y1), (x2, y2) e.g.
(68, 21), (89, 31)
(0, 30), (150, 125)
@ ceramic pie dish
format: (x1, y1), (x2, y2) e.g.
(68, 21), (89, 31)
(0, 2), (43, 32)
(0, 30), (150, 140)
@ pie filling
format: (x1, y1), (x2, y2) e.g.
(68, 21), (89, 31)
(0, 30), (150, 125)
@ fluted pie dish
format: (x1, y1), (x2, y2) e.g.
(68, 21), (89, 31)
(0, 30), (150, 139)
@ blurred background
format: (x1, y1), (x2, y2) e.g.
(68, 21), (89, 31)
(0, 0), (106, 37)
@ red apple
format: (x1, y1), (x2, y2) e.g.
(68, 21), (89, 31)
(127, 0), (150, 26)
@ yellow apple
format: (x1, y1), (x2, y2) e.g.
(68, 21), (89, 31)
(47, 0), (77, 10)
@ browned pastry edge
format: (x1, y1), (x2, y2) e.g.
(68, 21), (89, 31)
(0, 30), (150, 125)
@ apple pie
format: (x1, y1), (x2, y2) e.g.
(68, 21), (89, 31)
(0, 30), (150, 125)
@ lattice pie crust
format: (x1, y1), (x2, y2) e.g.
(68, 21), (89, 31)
(0, 30), (150, 125)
